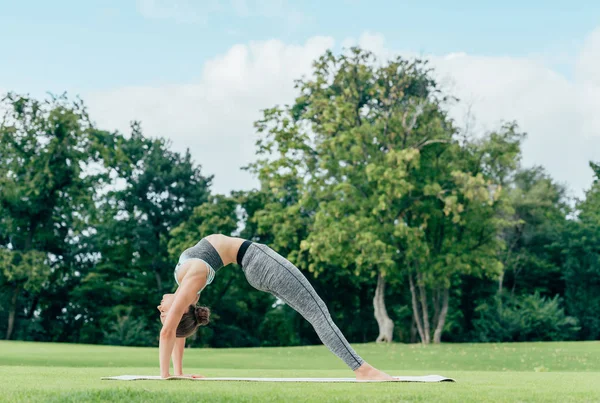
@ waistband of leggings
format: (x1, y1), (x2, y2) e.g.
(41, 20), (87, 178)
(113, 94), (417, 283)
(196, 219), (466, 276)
(236, 240), (253, 266)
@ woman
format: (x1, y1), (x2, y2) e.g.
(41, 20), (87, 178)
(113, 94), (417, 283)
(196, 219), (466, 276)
(157, 234), (393, 380)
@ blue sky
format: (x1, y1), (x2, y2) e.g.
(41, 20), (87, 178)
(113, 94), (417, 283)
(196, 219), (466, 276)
(1, 1), (599, 197)
(1, 0), (598, 94)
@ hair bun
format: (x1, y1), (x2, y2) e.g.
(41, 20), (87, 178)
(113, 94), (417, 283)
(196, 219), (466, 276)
(194, 306), (210, 326)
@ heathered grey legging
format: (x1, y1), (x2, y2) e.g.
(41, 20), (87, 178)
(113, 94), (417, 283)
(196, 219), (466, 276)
(240, 243), (365, 370)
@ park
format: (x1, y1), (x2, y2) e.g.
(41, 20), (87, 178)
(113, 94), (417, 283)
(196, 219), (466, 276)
(1, 2), (599, 402)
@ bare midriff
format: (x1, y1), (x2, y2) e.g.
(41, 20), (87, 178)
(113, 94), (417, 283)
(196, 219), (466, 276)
(175, 235), (246, 284)
(204, 234), (246, 266)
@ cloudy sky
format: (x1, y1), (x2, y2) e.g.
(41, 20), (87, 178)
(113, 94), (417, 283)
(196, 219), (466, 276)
(1, 0), (599, 199)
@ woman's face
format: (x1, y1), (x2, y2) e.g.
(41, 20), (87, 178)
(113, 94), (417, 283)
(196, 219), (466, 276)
(157, 293), (175, 324)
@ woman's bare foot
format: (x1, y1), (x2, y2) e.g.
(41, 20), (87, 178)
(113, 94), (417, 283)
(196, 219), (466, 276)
(354, 363), (395, 381)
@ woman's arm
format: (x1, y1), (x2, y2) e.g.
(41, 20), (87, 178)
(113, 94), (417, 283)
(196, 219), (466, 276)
(172, 293), (199, 375)
(172, 337), (186, 376)
(172, 337), (204, 378)
(159, 275), (202, 378)
(159, 325), (178, 378)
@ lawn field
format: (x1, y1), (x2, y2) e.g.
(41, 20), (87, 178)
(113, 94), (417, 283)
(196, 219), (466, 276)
(1, 340), (599, 402)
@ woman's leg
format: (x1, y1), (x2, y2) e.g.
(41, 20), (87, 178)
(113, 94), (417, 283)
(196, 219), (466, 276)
(248, 244), (365, 370)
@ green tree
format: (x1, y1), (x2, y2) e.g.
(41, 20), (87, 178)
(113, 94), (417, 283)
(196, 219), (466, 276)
(249, 49), (517, 343)
(0, 94), (105, 340)
(497, 167), (569, 297)
(561, 162), (600, 340)
(72, 123), (212, 345)
(0, 250), (50, 339)
(449, 165), (570, 342)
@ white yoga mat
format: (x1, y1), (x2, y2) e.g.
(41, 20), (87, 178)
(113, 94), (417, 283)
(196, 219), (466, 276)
(102, 375), (455, 383)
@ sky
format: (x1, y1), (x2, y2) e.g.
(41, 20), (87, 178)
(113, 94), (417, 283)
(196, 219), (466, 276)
(1, 0), (599, 199)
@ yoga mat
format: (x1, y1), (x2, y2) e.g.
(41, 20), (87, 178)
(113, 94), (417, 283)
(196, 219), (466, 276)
(102, 375), (455, 383)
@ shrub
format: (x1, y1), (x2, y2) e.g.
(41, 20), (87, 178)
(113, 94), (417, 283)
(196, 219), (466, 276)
(473, 292), (579, 342)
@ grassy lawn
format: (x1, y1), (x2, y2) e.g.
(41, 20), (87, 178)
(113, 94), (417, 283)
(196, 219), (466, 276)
(0, 340), (599, 402)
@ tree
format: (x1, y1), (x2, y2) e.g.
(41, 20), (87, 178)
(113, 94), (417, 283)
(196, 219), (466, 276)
(0, 94), (104, 340)
(72, 123), (212, 345)
(450, 166), (570, 341)
(249, 49), (518, 343)
(561, 162), (600, 340)
(102, 122), (211, 294)
(497, 166), (569, 297)
(0, 250), (50, 339)
(394, 123), (521, 344)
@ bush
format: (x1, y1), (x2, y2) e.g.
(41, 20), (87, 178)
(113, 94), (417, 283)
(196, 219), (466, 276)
(102, 306), (155, 346)
(473, 292), (579, 342)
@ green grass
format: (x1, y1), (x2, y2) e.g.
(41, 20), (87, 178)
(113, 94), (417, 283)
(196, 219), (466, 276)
(1, 340), (599, 402)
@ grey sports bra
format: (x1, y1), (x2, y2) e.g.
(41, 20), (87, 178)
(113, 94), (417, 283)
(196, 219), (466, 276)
(174, 238), (224, 293)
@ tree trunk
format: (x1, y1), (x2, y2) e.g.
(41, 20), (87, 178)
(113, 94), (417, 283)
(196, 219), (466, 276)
(417, 272), (431, 344)
(6, 284), (21, 340)
(373, 272), (394, 342)
(498, 271), (504, 294)
(432, 288), (440, 327)
(433, 288), (449, 344)
(409, 274), (426, 343)
(511, 267), (521, 297)
(410, 317), (417, 343)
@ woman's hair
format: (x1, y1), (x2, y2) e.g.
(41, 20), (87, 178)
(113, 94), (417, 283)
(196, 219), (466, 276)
(176, 305), (210, 338)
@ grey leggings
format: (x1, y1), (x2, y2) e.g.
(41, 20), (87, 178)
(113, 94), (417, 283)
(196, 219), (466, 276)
(240, 243), (365, 370)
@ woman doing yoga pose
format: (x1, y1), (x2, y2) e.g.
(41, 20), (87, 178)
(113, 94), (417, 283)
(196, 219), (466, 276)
(157, 234), (393, 380)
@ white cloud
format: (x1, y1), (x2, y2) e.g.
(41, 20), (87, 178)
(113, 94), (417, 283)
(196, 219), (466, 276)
(433, 52), (594, 198)
(86, 37), (334, 195)
(87, 30), (600, 199)
(576, 28), (600, 141)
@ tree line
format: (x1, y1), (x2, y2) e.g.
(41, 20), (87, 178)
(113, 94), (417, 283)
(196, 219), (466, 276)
(1, 49), (599, 347)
